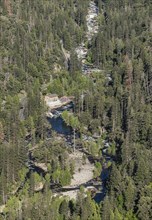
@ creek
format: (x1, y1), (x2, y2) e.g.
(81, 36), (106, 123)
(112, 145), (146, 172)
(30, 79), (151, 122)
(17, 0), (112, 203)
(48, 112), (112, 203)
(76, 1), (100, 74)
(48, 0), (112, 203)
(47, 103), (73, 136)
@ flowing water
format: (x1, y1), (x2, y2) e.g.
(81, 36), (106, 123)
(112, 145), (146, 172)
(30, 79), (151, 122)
(75, 1), (101, 75)
(17, 1), (111, 203)
(48, 1), (112, 203)
(12, 1), (112, 203)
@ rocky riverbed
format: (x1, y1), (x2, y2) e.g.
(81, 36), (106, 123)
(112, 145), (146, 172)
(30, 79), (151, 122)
(51, 1), (113, 202)
(76, 1), (101, 75)
(10, 0), (112, 204)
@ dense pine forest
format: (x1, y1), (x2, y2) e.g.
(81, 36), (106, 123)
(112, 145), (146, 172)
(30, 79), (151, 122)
(0, 0), (152, 219)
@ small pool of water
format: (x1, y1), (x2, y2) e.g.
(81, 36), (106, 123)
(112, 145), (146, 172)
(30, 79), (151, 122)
(48, 116), (72, 136)
(47, 104), (112, 204)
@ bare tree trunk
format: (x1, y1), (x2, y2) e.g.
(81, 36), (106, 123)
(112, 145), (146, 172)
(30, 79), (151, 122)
(73, 128), (76, 152)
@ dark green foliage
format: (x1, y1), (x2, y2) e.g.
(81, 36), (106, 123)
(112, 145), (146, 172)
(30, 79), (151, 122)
(0, 0), (151, 219)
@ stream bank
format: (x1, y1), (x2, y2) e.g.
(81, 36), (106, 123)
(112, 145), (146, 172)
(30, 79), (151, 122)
(76, 1), (101, 75)
(48, 0), (113, 202)
(15, 0), (112, 204)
